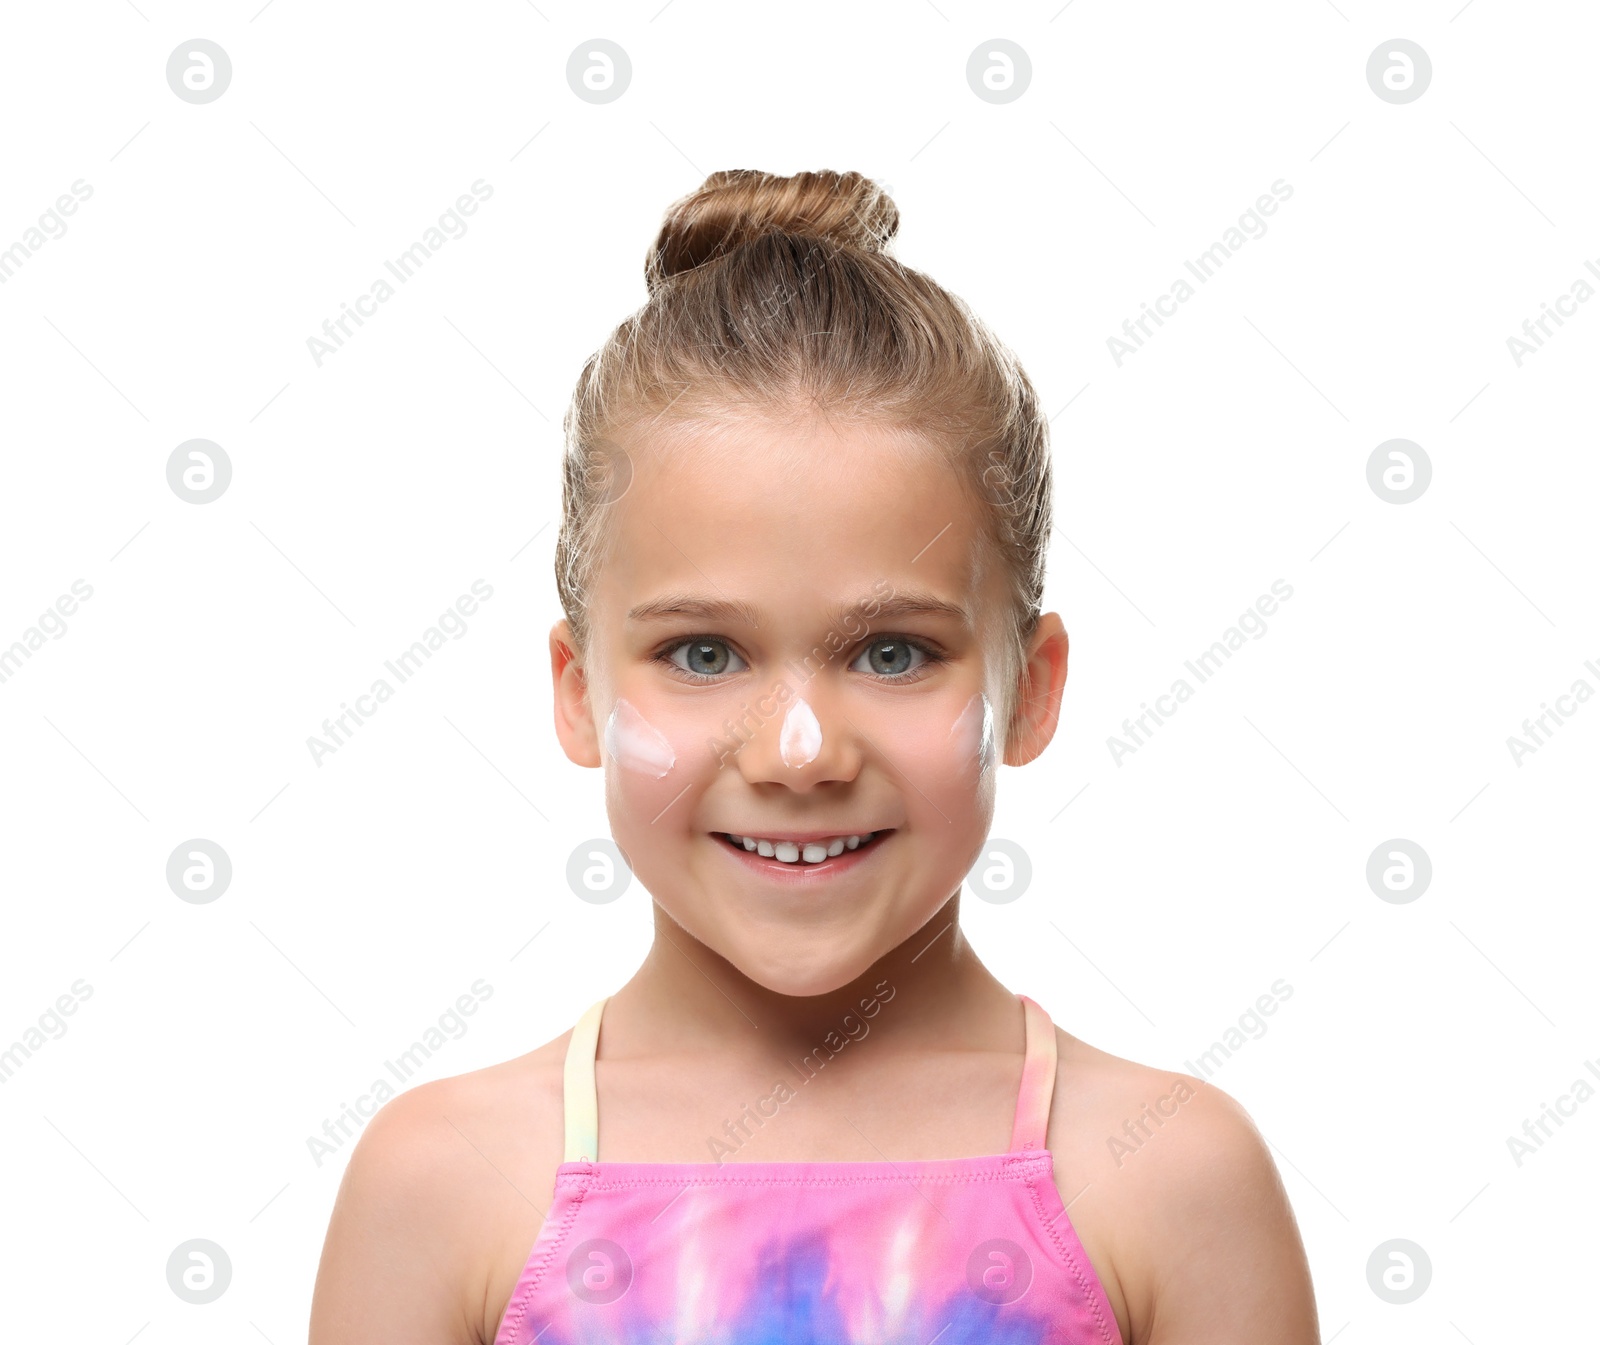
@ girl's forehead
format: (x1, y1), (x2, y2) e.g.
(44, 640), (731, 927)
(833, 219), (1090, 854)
(606, 428), (991, 592)
(579, 418), (1019, 659)
(623, 412), (941, 477)
(591, 540), (1013, 668)
(621, 420), (967, 517)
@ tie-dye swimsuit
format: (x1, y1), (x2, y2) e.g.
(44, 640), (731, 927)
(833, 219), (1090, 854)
(493, 992), (1122, 1344)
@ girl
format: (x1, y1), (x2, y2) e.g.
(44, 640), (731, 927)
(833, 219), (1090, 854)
(309, 168), (1319, 1345)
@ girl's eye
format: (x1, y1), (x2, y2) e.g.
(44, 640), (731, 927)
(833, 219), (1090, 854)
(662, 638), (749, 679)
(850, 639), (939, 680)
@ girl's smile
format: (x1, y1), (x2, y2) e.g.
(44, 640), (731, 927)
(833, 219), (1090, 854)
(710, 825), (895, 885)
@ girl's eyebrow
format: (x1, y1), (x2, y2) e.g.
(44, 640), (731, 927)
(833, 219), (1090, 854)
(627, 589), (972, 631)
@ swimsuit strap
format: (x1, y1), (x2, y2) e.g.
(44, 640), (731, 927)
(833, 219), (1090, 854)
(1008, 993), (1058, 1153)
(561, 991), (1057, 1162)
(562, 996), (608, 1162)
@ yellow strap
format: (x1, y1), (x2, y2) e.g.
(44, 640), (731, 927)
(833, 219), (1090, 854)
(562, 996), (609, 1162)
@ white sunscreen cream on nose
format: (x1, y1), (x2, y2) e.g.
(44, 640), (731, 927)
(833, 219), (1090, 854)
(949, 691), (996, 772)
(780, 696), (822, 768)
(603, 697), (675, 778)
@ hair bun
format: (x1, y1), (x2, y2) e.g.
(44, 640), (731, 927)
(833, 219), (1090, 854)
(645, 169), (899, 292)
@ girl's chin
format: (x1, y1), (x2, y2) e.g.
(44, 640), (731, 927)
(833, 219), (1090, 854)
(684, 917), (931, 999)
(658, 915), (878, 996)
(725, 963), (871, 999)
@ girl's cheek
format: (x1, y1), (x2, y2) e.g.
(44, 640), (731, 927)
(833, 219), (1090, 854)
(929, 690), (999, 823)
(878, 690), (994, 770)
(601, 696), (717, 825)
(950, 690), (998, 775)
(603, 696), (676, 777)
(867, 690), (998, 805)
(604, 697), (742, 831)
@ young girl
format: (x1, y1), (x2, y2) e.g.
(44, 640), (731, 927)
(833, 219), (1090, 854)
(308, 169), (1319, 1345)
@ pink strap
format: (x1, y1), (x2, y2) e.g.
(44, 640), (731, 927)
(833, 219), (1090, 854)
(1008, 994), (1058, 1152)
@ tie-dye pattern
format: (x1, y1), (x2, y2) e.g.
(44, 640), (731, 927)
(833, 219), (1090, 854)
(494, 995), (1121, 1345)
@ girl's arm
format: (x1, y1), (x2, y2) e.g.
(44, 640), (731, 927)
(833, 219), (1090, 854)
(308, 1081), (494, 1345)
(1117, 1082), (1321, 1345)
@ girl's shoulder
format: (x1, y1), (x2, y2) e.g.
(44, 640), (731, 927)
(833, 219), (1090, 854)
(1047, 1026), (1319, 1345)
(309, 1028), (571, 1345)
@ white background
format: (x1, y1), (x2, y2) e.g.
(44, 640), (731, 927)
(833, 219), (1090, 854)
(1, 2), (1595, 1341)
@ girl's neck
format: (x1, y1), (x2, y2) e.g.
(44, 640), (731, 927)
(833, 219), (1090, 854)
(600, 892), (1025, 1067)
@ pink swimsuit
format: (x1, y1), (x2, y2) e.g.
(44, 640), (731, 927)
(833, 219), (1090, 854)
(493, 992), (1122, 1344)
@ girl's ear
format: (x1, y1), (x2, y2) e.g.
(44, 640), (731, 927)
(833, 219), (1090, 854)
(1002, 613), (1069, 768)
(550, 620), (602, 768)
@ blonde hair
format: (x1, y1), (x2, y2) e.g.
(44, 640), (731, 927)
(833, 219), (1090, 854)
(555, 168), (1052, 731)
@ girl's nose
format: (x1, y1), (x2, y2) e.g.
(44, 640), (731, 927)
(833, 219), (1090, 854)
(732, 688), (861, 789)
(778, 697), (822, 768)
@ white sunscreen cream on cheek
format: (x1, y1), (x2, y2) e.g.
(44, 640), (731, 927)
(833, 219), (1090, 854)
(603, 697), (676, 778)
(780, 696), (822, 768)
(948, 691), (997, 773)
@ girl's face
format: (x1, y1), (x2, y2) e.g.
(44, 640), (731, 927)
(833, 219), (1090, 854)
(552, 416), (1044, 997)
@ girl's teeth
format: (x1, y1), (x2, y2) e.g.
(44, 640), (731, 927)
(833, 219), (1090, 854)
(725, 832), (878, 865)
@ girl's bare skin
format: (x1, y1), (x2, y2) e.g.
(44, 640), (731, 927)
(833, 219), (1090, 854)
(310, 417), (1318, 1345)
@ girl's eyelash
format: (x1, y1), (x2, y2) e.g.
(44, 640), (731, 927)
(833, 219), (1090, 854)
(652, 634), (948, 685)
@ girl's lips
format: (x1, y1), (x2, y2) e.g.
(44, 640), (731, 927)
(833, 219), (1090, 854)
(710, 829), (893, 881)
